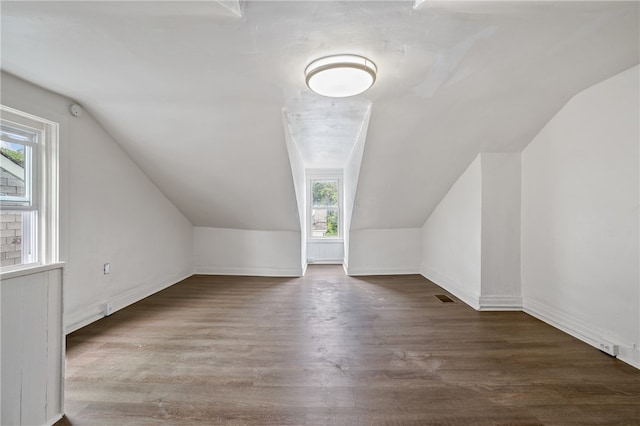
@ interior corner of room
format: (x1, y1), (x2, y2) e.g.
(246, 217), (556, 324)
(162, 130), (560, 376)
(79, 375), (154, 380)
(1, 1), (639, 425)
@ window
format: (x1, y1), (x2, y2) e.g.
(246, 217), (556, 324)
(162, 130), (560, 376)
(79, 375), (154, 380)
(0, 106), (58, 270)
(309, 178), (341, 239)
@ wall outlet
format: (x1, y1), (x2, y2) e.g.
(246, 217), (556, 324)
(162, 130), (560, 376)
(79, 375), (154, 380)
(103, 263), (110, 274)
(105, 302), (114, 316)
(598, 340), (618, 357)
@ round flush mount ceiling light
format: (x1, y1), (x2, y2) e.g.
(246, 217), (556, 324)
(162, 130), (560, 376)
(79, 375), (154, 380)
(305, 54), (377, 97)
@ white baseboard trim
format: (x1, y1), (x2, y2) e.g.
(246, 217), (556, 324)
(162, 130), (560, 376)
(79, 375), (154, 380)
(524, 296), (639, 370)
(194, 265), (303, 277)
(420, 265), (480, 310)
(65, 305), (103, 335)
(620, 348), (640, 370)
(65, 269), (193, 334)
(45, 413), (63, 426)
(479, 295), (523, 311)
(307, 258), (343, 264)
(346, 265), (421, 276)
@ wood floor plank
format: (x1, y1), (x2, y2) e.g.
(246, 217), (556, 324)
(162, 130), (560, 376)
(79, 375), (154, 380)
(58, 265), (640, 425)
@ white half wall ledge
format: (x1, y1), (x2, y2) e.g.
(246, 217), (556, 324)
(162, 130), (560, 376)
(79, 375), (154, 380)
(1, 267), (64, 426)
(65, 269), (193, 334)
(524, 297), (640, 370)
(0, 262), (66, 281)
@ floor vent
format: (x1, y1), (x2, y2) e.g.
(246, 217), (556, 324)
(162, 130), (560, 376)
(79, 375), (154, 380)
(435, 294), (455, 303)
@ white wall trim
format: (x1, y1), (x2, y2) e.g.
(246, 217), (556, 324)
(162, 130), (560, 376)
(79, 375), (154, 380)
(524, 296), (640, 370)
(307, 258), (343, 264)
(347, 265), (421, 276)
(0, 261), (65, 280)
(45, 413), (64, 426)
(195, 265), (303, 277)
(420, 264), (480, 310)
(479, 295), (523, 311)
(65, 269), (193, 334)
(65, 306), (103, 336)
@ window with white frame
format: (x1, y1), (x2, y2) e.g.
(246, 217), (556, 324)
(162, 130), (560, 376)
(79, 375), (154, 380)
(0, 106), (58, 270)
(309, 178), (341, 239)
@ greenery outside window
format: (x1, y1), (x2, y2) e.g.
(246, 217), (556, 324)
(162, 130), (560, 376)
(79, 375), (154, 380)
(310, 178), (341, 239)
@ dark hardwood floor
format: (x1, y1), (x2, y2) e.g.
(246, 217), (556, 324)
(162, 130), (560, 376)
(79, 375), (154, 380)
(59, 265), (640, 425)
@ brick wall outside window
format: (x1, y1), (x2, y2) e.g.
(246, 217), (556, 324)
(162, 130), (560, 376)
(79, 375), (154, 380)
(1, 168), (24, 267)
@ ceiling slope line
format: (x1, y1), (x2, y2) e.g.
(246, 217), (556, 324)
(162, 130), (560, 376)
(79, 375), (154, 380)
(215, 0), (243, 18)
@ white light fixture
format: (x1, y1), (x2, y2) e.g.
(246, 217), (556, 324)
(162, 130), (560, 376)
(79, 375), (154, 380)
(305, 54), (377, 97)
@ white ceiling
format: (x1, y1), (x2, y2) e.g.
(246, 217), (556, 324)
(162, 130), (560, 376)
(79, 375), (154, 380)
(284, 93), (371, 169)
(1, 1), (638, 231)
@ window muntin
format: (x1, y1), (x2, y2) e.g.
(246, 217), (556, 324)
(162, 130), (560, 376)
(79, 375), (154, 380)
(310, 179), (340, 239)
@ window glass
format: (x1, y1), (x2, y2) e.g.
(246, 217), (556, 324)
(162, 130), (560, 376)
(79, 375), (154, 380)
(0, 210), (37, 267)
(311, 179), (339, 238)
(1, 145), (31, 202)
(0, 112), (52, 270)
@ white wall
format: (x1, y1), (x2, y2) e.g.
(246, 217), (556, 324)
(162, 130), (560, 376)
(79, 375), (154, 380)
(347, 228), (422, 275)
(1, 72), (194, 333)
(194, 227), (303, 276)
(420, 153), (522, 310)
(282, 116), (307, 271)
(479, 153), (522, 309)
(343, 106), (421, 276)
(421, 156), (482, 308)
(307, 241), (344, 264)
(522, 65), (640, 368)
(344, 106), (371, 269)
(1, 265), (64, 426)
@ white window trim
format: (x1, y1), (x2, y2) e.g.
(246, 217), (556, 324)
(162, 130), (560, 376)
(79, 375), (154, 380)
(307, 170), (343, 242)
(0, 105), (59, 273)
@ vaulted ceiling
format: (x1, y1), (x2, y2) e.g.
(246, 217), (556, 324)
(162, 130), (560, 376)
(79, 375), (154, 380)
(1, 1), (638, 232)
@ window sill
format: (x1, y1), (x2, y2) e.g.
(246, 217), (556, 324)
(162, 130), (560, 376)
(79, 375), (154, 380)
(0, 262), (66, 281)
(307, 239), (344, 244)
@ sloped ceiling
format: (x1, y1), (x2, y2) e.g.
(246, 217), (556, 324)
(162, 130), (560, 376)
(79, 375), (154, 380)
(1, 1), (638, 231)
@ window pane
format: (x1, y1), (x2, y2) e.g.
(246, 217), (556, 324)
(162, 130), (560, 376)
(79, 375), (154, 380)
(312, 180), (338, 207)
(0, 141), (29, 200)
(326, 209), (339, 236)
(0, 210), (37, 267)
(312, 207), (339, 237)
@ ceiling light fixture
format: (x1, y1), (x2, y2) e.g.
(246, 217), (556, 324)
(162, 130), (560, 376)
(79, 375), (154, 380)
(305, 54), (377, 98)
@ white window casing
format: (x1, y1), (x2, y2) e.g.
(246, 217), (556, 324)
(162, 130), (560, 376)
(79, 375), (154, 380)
(0, 106), (59, 271)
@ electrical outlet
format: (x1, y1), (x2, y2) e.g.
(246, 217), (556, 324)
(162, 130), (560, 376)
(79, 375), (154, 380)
(104, 263), (110, 274)
(105, 302), (114, 316)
